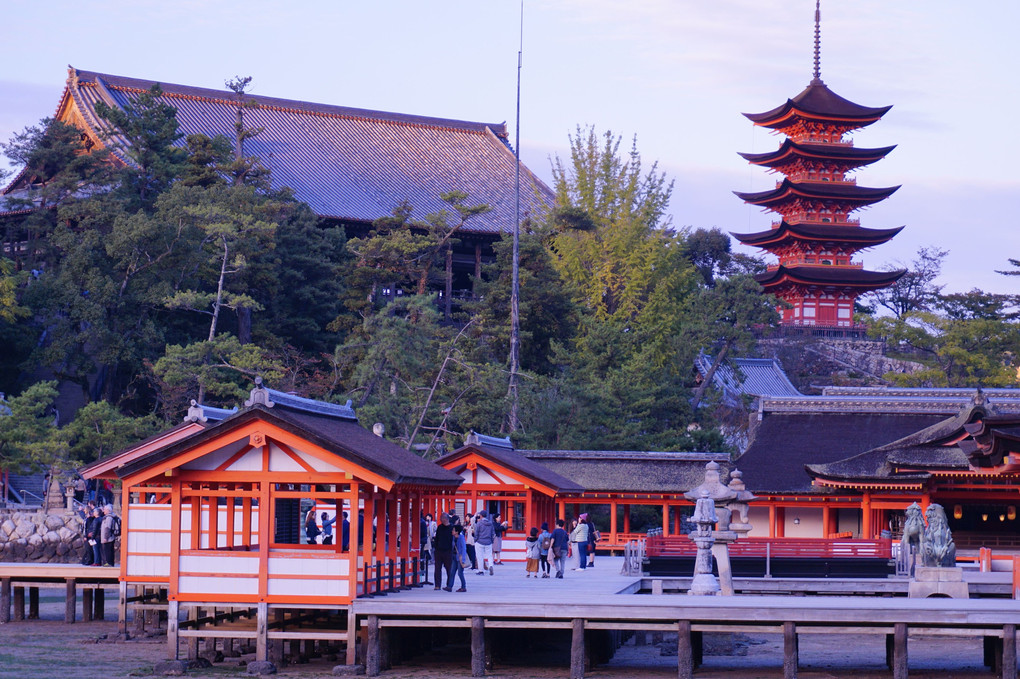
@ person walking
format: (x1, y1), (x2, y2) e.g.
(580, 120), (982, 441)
(570, 517), (589, 571)
(473, 510), (495, 575)
(432, 512), (454, 590)
(447, 524), (468, 592)
(537, 522), (552, 578)
(100, 504), (119, 567)
(492, 513), (508, 564)
(550, 519), (569, 579)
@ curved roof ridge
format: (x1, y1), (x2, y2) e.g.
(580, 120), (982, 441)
(72, 68), (506, 137)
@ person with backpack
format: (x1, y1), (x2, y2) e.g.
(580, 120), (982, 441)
(537, 522), (552, 578)
(524, 527), (541, 578)
(473, 510), (495, 575)
(100, 504), (120, 566)
(446, 523), (468, 592)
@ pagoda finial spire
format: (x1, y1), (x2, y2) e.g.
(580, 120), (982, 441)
(812, 0), (824, 84)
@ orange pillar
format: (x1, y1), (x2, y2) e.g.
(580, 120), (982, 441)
(661, 504), (669, 534)
(610, 501), (618, 545)
(769, 505), (777, 538)
(822, 505), (831, 538)
(776, 507), (786, 538)
(861, 493), (873, 539)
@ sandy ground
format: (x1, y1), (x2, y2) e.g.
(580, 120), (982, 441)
(0, 588), (1012, 678)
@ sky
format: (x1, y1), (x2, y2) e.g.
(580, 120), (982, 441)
(2, 1), (1018, 295)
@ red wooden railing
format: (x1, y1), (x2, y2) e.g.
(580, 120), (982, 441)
(646, 536), (893, 560)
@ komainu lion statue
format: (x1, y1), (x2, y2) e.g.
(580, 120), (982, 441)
(901, 502), (925, 554)
(920, 503), (956, 568)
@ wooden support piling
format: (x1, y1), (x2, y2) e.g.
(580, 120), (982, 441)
(783, 621), (798, 679)
(893, 622), (908, 679)
(94, 586), (105, 620)
(0, 577), (11, 623)
(677, 620), (693, 679)
(346, 608), (358, 665)
(470, 616), (485, 677)
(27, 586), (38, 619)
(118, 581), (128, 636)
(167, 601), (180, 659)
(82, 588), (94, 623)
(187, 606), (199, 659)
(12, 586), (24, 621)
(367, 614), (381, 677)
(64, 578), (76, 623)
(1003, 624), (1017, 679)
(255, 602), (268, 662)
(570, 618), (585, 679)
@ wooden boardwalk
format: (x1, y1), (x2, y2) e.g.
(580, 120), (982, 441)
(0, 562), (120, 623)
(354, 558), (1020, 679)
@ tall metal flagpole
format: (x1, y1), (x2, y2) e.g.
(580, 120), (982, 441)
(507, 0), (523, 433)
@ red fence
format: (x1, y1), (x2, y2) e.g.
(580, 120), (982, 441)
(646, 536), (892, 560)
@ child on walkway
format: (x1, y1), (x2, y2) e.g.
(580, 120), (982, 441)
(524, 527), (541, 578)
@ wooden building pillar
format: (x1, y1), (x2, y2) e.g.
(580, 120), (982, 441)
(386, 494), (398, 563)
(776, 508), (786, 538)
(661, 504), (669, 535)
(362, 489), (375, 594)
(623, 505), (631, 534)
(822, 504), (832, 538)
(349, 483), (361, 597)
(769, 505), (777, 538)
(610, 501), (618, 544)
(862, 493), (873, 539)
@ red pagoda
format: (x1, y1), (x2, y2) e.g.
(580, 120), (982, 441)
(733, 2), (905, 327)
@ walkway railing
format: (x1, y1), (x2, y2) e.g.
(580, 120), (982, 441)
(360, 557), (422, 597)
(646, 535), (893, 559)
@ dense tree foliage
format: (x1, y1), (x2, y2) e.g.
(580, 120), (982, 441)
(2, 106), (786, 470)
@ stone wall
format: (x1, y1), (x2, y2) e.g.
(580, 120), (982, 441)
(0, 510), (87, 563)
(809, 340), (925, 380)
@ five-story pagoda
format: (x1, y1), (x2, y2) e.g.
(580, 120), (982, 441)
(733, 1), (905, 328)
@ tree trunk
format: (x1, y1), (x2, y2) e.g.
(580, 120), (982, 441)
(691, 340), (731, 410)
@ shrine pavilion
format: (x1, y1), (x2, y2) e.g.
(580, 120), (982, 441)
(81, 381), (461, 662)
(732, 2), (904, 327)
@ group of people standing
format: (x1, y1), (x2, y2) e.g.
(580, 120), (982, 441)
(79, 501), (119, 567)
(422, 510), (600, 588)
(304, 509), (350, 550)
(421, 509), (509, 592)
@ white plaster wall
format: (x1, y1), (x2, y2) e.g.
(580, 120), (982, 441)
(783, 508), (823, 538)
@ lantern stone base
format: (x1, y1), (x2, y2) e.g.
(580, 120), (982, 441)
(907, 566), (969, 599)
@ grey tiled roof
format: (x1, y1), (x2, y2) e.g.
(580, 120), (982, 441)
(59, 68), (554, 234)
(696, 352), (800, 405)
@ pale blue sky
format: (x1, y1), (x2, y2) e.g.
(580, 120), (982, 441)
(2, 1), (1018, 294)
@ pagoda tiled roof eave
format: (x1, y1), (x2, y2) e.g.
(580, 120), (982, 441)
(743, 82), (892, 128)
(733, 180), (900, 207)
(737, 141), (896, 167)
(731, 223), (904, 247)
(754, 265), (906, 290)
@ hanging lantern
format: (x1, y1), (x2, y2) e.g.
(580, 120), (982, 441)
(1009, 506), (1017, 521)
(981, 513), (989, 522)
(953, 505), (963, 520)
(1000, 514), (1006, 522)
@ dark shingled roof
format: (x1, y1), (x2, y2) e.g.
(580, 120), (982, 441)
(438, 445), (584, 494)
(117, 403), (461, 487)
(732, 222), (903, 249)
(41, 67), (554, 234)
(735, 411), (948, 493)
(734, 178), (899, 209)
(521, 450), (730, 494)
(754, 265), (906, 291)
(744, 82), (892, 128)
(738, 139), (896, 169)
(804, 407), (988, 485)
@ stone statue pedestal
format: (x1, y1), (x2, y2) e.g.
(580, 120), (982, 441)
(908, 566), (969, 599)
